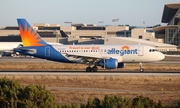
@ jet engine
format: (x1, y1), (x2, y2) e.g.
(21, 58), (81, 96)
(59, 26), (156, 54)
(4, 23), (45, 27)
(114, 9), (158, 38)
(99, 58), (125, 69)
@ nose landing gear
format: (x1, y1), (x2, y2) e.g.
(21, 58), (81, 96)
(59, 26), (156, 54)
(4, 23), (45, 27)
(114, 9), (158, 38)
(139, 62), (144, 72)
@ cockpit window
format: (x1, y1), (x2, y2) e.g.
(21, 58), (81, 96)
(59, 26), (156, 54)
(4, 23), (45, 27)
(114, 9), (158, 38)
(149, 49), (158, 52)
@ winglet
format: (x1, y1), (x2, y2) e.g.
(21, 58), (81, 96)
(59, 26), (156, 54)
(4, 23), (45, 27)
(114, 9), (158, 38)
(17, 19), (48, 46)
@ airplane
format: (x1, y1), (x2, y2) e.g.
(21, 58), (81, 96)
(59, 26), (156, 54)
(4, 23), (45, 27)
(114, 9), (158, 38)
(0, 42), (63, 57)
(14, 19), (165, 72)
(0, 42), (23, 57)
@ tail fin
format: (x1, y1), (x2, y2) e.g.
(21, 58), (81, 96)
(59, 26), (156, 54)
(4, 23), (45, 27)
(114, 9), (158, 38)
(17, 19), (48, 46)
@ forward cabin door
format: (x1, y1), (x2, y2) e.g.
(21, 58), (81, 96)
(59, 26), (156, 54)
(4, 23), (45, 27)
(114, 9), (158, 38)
(138, 46), (143, 56)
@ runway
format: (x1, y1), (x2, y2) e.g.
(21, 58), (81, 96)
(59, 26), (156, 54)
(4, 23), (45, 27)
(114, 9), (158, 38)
(0, 57), (180, 74)
(0, 72), (180, 76)
(1, 56), (180, 64)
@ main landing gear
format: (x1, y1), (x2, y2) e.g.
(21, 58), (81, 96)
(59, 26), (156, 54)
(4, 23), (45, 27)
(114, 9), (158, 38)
(86, 66), (98, 72)
(139, 62), (144, 72)
(86, 62), (98, 72)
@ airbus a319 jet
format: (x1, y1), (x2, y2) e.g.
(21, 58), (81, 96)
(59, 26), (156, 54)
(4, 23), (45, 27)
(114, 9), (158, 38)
(14, 19), (165, 72)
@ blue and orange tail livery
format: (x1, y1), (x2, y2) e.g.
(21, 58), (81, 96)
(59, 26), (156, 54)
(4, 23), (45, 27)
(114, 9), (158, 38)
(17, 19), (48, 47)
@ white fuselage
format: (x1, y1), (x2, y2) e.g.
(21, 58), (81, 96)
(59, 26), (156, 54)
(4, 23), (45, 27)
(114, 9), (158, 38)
(51, 44), (165, 63)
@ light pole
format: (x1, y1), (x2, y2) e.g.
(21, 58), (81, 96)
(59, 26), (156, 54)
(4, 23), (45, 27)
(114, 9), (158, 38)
(98, 21), (104, 25)
(64, 21), (72, 34)
(64, 22), (72, 24)
(112, 19), (119, 26)
(98, 21), (104, 37)
(143, 21), (145, 29)
(64, 22), (72, 28)
(112, 19), (119, 35)
(64, 22), (72, 44)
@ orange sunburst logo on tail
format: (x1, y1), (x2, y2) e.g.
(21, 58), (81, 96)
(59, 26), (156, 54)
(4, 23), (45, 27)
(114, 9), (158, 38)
(19, 23), (45, 46)
(122, 46), (129, 50)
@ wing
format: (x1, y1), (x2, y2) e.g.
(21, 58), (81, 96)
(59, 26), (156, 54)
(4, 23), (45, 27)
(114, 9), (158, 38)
(62, 53), (122, 63)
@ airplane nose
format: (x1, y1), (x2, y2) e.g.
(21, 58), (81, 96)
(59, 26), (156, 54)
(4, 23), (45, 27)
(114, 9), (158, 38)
(159, 53), (165, 60)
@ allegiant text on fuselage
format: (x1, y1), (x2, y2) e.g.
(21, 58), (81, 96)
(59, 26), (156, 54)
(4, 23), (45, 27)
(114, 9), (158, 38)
(107, 48), (138, 56)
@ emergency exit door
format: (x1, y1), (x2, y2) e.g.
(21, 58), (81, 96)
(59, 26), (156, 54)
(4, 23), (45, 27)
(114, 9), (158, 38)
(45, 46), (50, 57)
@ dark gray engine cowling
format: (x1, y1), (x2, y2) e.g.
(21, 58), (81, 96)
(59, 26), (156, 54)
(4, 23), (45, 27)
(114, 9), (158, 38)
(100, 58), (118, 69)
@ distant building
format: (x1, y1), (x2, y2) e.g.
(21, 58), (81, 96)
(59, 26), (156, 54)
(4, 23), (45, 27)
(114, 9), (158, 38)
(0, 26), (20, 42)
(154, 3), (180, 46)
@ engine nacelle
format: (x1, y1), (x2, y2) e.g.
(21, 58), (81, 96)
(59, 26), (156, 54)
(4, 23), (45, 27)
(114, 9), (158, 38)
(117, 63), (125, 68)
(100, 58), (118, 69)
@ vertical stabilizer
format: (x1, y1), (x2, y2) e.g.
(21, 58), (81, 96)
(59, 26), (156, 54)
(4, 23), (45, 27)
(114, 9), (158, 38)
(17, 19), (48, 46)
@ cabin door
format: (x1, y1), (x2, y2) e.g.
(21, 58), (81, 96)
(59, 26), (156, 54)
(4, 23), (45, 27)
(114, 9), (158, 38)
(138, 46), (143, 56)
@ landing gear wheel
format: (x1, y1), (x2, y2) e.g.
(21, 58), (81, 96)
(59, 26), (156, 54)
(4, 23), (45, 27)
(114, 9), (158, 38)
(140, 68), (144, 72)
(92, 67), (98, 72)
(86, 67), (92, 72)
(139, 62), (144, 72)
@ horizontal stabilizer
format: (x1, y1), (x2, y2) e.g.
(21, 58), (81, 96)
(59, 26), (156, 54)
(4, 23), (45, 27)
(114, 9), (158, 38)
(14, 47), (37, 54)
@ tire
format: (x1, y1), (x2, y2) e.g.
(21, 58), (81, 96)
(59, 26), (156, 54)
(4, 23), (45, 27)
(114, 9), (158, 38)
(92, 67), (98, 72)
(140, 68), (144, 72)
(86, 67), (92, 72)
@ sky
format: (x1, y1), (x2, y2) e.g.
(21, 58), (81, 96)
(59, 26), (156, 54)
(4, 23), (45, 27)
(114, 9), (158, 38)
(0, 0), (180, 26)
